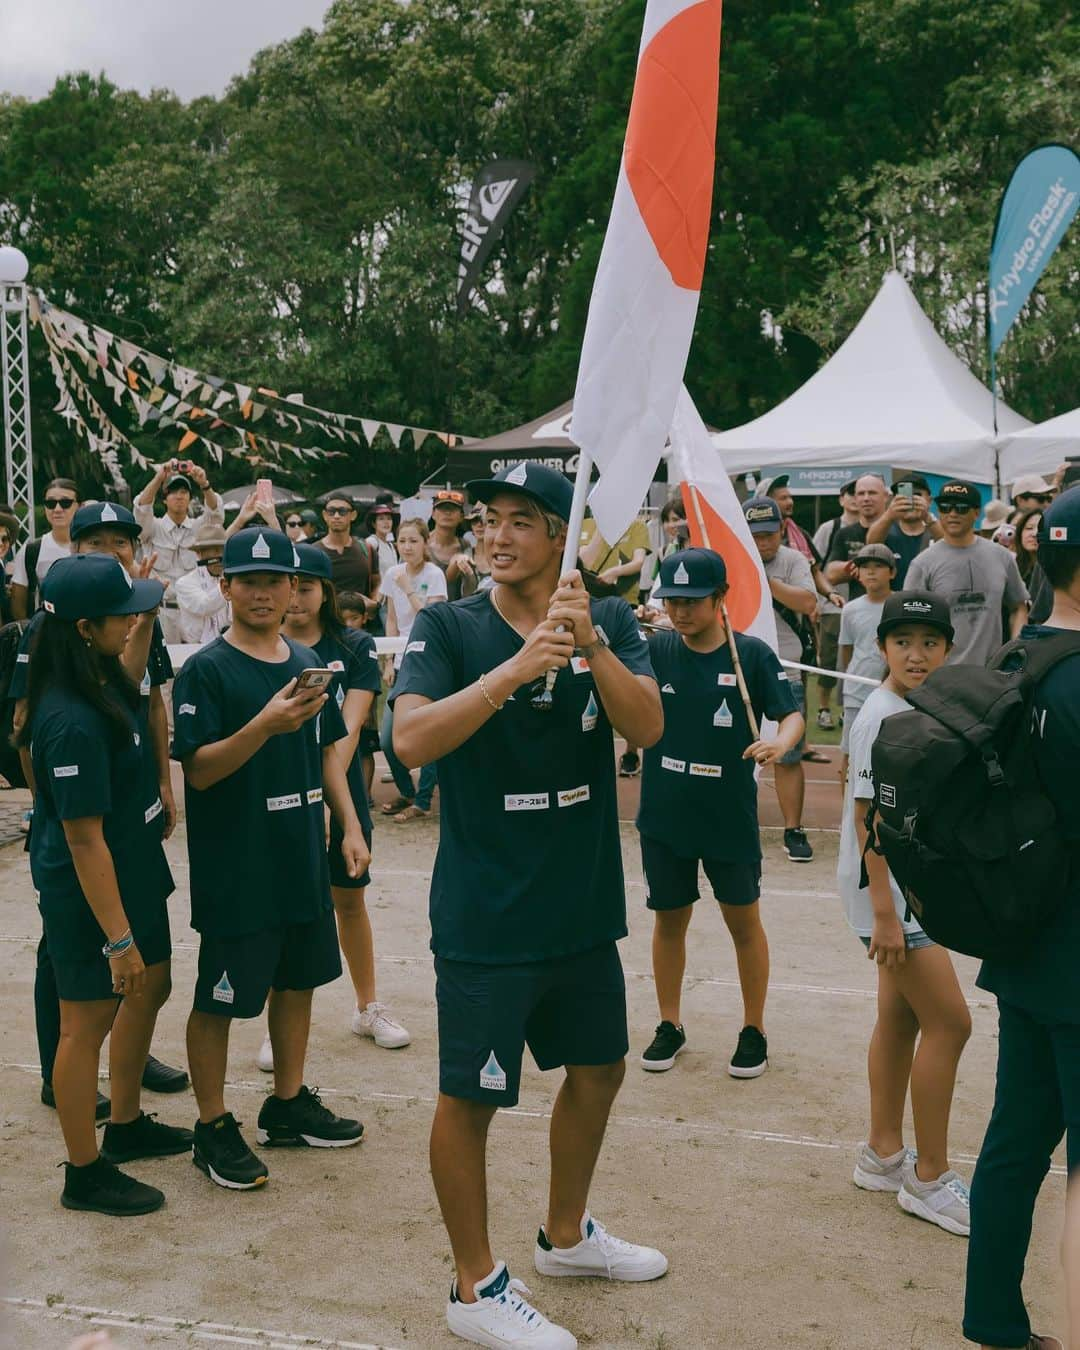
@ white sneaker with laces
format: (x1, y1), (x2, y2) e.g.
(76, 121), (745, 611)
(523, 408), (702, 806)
(853, 1143), (916, 1193)
(446, 1261), (576, 1348)
(533, 1212), (668, 1282)
(897, 1162), (971, 1236)
(256, 1034), (274, 1073)
(351, 1001), (411, 1049)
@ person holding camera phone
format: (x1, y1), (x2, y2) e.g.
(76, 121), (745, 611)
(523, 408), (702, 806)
(134, 460), (223, 643)
(863, 475), (941, 588)
(225, 482), (282, 540)
(173, 527), (369, 1190)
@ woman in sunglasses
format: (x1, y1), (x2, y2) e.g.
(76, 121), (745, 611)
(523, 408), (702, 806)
(9, 479), (80, 619)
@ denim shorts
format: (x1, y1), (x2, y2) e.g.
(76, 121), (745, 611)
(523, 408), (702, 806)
(778, 679), (807, 765)
(859, 931), (936, 953)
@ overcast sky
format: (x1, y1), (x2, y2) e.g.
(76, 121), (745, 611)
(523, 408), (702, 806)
(0, 0), (330, 102)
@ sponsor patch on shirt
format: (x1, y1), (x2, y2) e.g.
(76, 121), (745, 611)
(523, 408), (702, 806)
(178, 703), (197, 715)
(689, 762), (723, 777)
(557, 784), (591, 808)
(405, 641), (426, 655)
(144, 798), (163, 824)
(479, 1050), (507, 1090)
(661, 683), (676, 694)
(15, 653), (28, 664)
(713, 700), (733, 728)
(571, 656), (591, 675)
(661, 755), (686, 773)
(266, 792), (302, 812)
(717, 673), (737, 686)
(306, 787), (324, 805)
(53, 765), (79, 778)
(504, 792), (549, 812)
(327, 659), (345, 671)
(581, 691), (598, 733)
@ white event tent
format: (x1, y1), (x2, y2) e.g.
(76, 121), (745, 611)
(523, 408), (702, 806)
(709, 271), (1029, 485)
(999, 406), (1080, 485)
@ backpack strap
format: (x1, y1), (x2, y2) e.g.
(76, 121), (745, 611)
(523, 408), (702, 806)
(23, 537), (43, 611)
(990, 631), (1080, 683)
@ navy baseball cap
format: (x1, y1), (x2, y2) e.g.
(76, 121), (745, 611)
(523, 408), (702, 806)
(71, 501), (140, 541)
(465, 462), (574, 523)
(654, 547), (727, 598)
(41, 553), (163, 620)
(742, 496), (783, 534)
(877, 590), (954, 642)
(164, 474), (192, 494)
(1039, 484), (1080, 546)
(223, 527), (298, 575)
(935, 480), (981, 510)
(293, 541), (333, 579)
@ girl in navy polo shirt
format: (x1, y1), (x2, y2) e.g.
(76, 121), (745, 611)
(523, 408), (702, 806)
(20, 554), (191, 1217)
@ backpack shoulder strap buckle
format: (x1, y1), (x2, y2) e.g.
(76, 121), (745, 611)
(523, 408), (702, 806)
(982, 750), (1006, 787)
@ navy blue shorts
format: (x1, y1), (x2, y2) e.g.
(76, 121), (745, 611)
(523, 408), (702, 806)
(44, 893), (172, 1003)
(641, 834), (761, 911)
(327, 817), (372, 890)
(435, 942), (629, 1108)
(192, 908), (342, 1019)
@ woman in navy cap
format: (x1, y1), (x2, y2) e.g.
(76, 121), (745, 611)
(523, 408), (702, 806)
(18, 554), (192, 1216)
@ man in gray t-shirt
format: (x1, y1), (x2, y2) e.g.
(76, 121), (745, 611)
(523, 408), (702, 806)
(904, 479), (1029, 666)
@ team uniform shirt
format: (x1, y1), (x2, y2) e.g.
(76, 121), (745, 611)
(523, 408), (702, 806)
(382, 563), (447, 666)
(390, 592), (656, 964)
(905, 536), (1029, 666)
(978, 627), (1080, 1021)
(29, 687), (174, 958)
(171, 636), (347, 938)
(837, 684), (927, 941)
(8, 612), (172, 704)
(638, 630), (798, 862)
(762, 544), (816, 667)
(313, 626), (380, 835)
(838, 596), (886, 721)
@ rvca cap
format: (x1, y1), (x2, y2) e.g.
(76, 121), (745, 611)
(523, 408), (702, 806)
(71, 501), (140, 541)
(742, 496), (783, 534)
(876, 590), (954, 642)
(1039, 484), (1080, 547)
(41, 553), (163, 620)
(223, 527), (299, 575)
(293, 541), (333, 579)
(934, 480), (981, 510)
(654, 547), (728, 598)
(465, 462), (574, 523)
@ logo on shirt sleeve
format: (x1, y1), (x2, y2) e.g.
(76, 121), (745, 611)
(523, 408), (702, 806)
(144, 798), (163, 824)
(15, 652), (28, 664)
(479, 1051), (507, 1091)
(178, 703), (197, 715)
(581, 691), (598, 733)
(53, 765), (79, 778)
(405, 641), (426, 655)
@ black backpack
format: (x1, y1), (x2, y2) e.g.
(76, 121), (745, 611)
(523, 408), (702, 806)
(0, 619), (29, 789)
(863, 632), (1080, 960)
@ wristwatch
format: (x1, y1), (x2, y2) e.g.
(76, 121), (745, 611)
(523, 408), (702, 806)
(579, 629), (610, 661)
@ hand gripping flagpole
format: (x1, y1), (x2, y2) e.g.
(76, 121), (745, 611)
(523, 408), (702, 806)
(530, 450), (594, 712)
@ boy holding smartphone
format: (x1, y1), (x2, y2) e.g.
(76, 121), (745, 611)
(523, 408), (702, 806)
(173, 527), (369, 1190)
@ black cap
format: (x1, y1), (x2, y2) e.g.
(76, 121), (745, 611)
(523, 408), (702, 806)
(293, 542), (333, 579)
(876, 590), (954, 642)
(893, 474), (931, 495)
(223, 527), (298, 575)
(742, 496), (783, 533)
(934, 480), (981, 510)
(71, 501), (140, 540)
(41, 553), (163, 620)
(466, 462), (574, 523)
(1039, 484), (1080, 547)
(765, 473), (790, 494)
(840, 480), (858, 496)
(653, 547), (727, 598)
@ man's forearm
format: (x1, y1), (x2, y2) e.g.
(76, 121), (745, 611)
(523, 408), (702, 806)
(864, 515), (892, 544)
(825, 560), (852, 585)
(589, 646), (662, 747)
(770, 578), (817, 615)
(773, 709), (805, 755)
(9, 584), (27, 620)
(394, 662), (522, 767)
(1009, 603), (1029, 638)
(121, 613), (155, 683)
(183, 716), (272, 790)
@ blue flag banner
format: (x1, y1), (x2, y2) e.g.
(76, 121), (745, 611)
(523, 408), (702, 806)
(989, 143), (1080, 356)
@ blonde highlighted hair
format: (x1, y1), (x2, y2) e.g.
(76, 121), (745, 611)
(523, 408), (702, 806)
(397, 516), (430, 559)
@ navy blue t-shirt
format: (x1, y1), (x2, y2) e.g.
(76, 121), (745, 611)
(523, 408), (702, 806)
(978, 625), (1080, 1021)
(314, 626), (380, 835)
(30, 686), (174, 960)
(638, 630), (798, 861)
(172, 636), (347, 937)
(885, 525), (930, 589)
(390, 592), (656, 964)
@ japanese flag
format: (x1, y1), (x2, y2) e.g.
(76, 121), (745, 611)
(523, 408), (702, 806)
(571, 0), (722, 543)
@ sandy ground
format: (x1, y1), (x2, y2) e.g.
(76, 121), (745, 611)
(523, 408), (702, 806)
(0, 766), (1068, 1350)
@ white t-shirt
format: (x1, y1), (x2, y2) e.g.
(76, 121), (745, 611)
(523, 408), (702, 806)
(383, 562), (447, 666)
(11, 532), (69, 588)
(837, 684), (926, 940)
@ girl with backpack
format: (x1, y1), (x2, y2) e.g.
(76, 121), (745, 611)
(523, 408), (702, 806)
(837, 591), (973, 1236)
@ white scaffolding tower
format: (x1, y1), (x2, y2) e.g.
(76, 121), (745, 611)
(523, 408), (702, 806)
(0, 247), (35, 539)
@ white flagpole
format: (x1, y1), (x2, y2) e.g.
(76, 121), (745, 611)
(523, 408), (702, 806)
(532, 450), (594, 710)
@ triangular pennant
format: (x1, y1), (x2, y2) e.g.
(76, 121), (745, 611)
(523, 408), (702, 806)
(241, 400), (253, 420)
(178, 429), (199, 451)
(212, 389), (231, 410)
(144, 353), (168, 384)
(147, 386), (166, 405)
(234, 383), (251, 406)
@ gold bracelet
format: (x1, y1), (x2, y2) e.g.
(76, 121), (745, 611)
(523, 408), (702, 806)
(478, 672), (504, 712)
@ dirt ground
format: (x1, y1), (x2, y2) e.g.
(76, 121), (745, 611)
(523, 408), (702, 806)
(0, 759), (1068, 1350)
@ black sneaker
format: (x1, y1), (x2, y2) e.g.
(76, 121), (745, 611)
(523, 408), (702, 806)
(619, 750), (641, 778)
(256, 1085), (364, 1149)
(783, 827), (814, 862)
(640, 1021), (686, 1072)
(60, 1156), (164, 1216)
(100, 1112), (194, 1164)
(41, 1080), (110, 1122)
(193, 1112), (269, 1190)
(729, 1025), (768, 1079)
(142, 1054), (189, 1094)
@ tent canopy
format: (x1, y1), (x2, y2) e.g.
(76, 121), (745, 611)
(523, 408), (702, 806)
(447, 401), (581, 479)
(710, 271), (1029, 483)
(1000, 406), (1080, 484)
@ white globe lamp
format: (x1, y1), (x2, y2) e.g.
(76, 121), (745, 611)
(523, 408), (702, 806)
(0, 246), (29, 283)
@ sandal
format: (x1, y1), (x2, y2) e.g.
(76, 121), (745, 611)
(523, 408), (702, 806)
(394, 805), (430, 823)
(380, 795), (413, 815)
(802, 749), (831, 764)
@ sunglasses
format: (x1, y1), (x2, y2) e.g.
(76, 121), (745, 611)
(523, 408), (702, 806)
(286, 518), (303, 527)
(937, 502), (976, 514)
(1021, 494), (1052, 505)
(45, 497), (76, 510)
(324, 505), (352, 516)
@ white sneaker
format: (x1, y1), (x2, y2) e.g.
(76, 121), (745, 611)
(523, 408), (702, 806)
(446, 1261), (576, 1348)
(534, 1212), (668, 1282)
(853, 1143), (915, 1193)
(897, 1162), (971, 1236)
(256, 1035), (274, 1073)
(351, 1001), (411, 1049)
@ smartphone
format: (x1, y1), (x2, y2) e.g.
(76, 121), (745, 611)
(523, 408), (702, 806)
(256, 478), (274, 509)
(293, 668), (334, 694)
(896, 481), (914, 500)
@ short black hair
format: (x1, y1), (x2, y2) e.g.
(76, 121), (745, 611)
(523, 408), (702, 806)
(1038, 543), (1080, 592)
(337, 589), (366, 613)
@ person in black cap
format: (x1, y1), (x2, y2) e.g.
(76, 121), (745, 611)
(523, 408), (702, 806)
(838, 590), (973, 1236)
(825, 473), (891, 601)
(865, 474), (939, 588)
(964, 486), (1080, 1350)
(134, 460), (223, 644)
(905, 480), (1029, 666)
(637, 548), (803, 1079)
(18, 554), (192, 1215)
(391, 462), (667, 1348)
(173, 526), (369, 1190)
